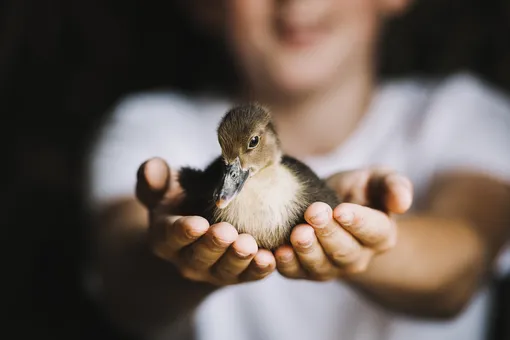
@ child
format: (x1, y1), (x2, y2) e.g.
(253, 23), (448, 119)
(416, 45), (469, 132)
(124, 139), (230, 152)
(84, 1), (510, 339)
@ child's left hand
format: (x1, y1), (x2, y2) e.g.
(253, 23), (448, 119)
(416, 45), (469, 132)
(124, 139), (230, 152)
(274, 168), (413, 281)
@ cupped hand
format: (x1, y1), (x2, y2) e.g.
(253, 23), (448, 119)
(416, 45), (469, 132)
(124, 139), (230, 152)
(274, 168), (413, 281)
(136, 157), (276, 286)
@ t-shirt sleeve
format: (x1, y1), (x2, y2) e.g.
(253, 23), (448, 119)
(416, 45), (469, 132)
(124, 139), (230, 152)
(84, 92), (206, 211)
(419, 74), (510, 183)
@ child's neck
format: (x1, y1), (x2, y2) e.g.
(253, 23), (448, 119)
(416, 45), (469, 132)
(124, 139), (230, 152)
(258, 70), (374, 159)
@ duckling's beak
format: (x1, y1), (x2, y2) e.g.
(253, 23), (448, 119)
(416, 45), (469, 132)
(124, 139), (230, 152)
(214, 157), (250, 209)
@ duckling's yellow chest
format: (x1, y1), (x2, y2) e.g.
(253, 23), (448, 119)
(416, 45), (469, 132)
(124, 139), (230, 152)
(212, 165), (305, 249)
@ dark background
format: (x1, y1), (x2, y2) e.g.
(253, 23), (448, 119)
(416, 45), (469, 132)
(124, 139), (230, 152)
(1, 0), (509, 339)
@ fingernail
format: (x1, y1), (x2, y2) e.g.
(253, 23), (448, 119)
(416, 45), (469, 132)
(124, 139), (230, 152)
(298, 239), (313, 248)
(311, 209), (329, 226)
(211, 236), (229, 248)
(235, 251), (251, 259)
(279, 253), (293, 263)
(258, 262), (270, 269)
(397, 177), (411, 188)
(185, 227), (202, 239)
(400, 191), (413, 209)
(337, 212), (354, 226)
(390, 176), (411, 192)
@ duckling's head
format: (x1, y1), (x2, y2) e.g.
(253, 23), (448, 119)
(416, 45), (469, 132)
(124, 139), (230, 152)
(214, 103), (281, 209)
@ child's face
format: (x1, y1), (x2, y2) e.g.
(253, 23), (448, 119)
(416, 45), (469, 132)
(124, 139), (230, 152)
(222, 0), (409, 96)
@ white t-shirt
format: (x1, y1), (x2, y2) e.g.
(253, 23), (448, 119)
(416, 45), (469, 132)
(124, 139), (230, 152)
(85, 73), (510, 340)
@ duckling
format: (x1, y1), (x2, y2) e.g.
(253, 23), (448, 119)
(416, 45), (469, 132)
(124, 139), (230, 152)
(176, 103), (340, 250)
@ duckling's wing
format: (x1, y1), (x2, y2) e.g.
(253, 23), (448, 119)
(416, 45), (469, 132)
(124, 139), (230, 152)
(178, 156), (225, 222)
(281, 156), (341, 209)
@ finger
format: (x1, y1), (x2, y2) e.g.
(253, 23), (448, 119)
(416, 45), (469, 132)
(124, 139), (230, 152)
(136, 157), (170, 208)
(289, 225), (336, 280)
(326, 169), (371, 205)
(333, 203), (397, 252)
(212, 234), (258, 282)
(383, 173), (413, 214)
(151, 215), (209, 260)
(304, 202), (363, 268)
(137, 157), (184, 211)
(274, 245), (307, 279)
(184, 222), (238, 270)
(341, 248), (374, 275)
(366, 167), (414, 213)
(240, 249), (277, 282)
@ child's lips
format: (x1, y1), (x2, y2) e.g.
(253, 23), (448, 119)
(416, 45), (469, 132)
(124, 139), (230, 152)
(276, 22), (328, 48)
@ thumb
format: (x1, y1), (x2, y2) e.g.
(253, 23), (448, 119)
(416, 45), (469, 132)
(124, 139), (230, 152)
(326, 169), (371, 205)
(136, 157), (172, 209)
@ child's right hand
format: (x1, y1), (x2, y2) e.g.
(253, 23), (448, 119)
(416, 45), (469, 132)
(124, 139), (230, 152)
(136, 157), (276, 286)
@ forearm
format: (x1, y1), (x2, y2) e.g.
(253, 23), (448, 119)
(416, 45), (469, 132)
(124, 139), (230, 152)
(347, 214), (487, 318)
(91, 198), (216, 337)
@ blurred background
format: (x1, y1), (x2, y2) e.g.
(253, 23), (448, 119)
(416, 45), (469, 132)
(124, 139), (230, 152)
(1, 0), (509, 339)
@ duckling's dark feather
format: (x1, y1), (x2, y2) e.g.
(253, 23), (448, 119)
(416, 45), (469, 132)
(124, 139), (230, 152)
(177, 156), (225, 222)
(281, 155), (341, 225)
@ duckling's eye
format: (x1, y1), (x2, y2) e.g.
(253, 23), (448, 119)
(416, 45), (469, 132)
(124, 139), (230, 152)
(248, 136), (260, 149)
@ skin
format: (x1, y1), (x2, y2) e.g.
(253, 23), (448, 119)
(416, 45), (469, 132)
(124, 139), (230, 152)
(91, 0), (510, 336)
